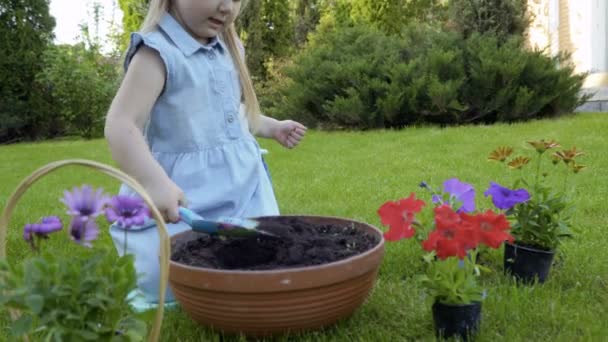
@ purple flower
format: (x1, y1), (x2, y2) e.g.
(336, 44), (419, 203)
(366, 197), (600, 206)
(69, 218), (99, 248)
(23, 216), (63, 242)
(61, 185), (108, 221)
(105, 195), (150, 229)
(484, 182), (531, 210)
(441, 178), (476, 213)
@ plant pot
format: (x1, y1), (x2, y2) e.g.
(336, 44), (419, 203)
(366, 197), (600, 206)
(168, 215), (384, 337)
(503, 241), (555, 284)
(432, 301), (481, 341)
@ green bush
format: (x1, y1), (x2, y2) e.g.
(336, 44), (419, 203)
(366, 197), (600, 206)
(266, 25), (402, 128)
(378, 27), (466, 126)
(461, 34), (588, 122)
(262, 25), (586, 129)
(36, 44), (120, 139)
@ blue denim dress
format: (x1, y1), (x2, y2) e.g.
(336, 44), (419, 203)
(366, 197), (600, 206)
(109, 13), (279, 303)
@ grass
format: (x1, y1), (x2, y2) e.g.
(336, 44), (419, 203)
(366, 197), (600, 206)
(1, 113), (607, 341)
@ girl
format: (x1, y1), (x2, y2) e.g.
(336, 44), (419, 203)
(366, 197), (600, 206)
(104, 0), (306, 304)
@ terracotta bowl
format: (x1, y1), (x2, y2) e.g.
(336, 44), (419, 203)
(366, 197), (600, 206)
(168, 215), (385, 337)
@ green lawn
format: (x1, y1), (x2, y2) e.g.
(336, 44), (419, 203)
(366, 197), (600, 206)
(1, 113), (607, 341)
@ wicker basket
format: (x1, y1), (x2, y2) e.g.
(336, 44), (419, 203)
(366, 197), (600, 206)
(0, 159), (170, 342)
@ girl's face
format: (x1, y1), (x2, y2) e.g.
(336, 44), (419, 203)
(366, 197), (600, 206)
(171, 0), (242, 43)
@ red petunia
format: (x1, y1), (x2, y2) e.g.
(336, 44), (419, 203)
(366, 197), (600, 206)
(433, 204), (462, 229)
(422, 223), (474, 260)
(378, 193), (426, 241)
(460, 210), (514, 248)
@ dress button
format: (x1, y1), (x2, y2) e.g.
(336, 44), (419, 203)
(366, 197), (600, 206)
(208, 53), (215, 60)
(227, 115), (234, 123)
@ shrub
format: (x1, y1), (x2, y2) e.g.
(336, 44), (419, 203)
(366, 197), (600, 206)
(262, 26), (586, 129)
(36, 44), (120, 139)
(267, 24), (402, 129)
(461, 34), (588, 122)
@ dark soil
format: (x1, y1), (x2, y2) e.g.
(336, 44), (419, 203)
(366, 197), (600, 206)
(171, 216), (380, 270)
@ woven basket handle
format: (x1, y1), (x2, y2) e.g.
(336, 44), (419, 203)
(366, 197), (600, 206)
(0, 159), (169, 342)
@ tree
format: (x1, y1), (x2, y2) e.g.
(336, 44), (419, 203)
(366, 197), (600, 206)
(118, 0), (148, 52)
(294, 0), (322, 46)
(0, 0), (56, 142)
(237, 0), (293, 80)
(320, 0), (447, 36)
(448, 0), (530, 41)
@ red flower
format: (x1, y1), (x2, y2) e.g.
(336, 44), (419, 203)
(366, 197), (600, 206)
(422, 224), (474, 260)
(378, 193), (426, 241)
(422, 205), (477, 259)
(461, 210), (514, 248)
(434, 204), (461, 229)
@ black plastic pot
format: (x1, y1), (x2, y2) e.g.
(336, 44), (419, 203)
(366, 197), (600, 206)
(432, 301), (481, 341)
(504, 242), (555, 284)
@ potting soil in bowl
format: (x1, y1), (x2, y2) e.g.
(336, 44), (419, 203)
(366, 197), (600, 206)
(171, 216), (380, 270)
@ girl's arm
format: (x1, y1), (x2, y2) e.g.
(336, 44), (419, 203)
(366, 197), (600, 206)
(104, 46), (185, 222)
(254, 115), (307, 149)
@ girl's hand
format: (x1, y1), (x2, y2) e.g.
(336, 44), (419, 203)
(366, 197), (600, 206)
(273, 120), (307, 149)
(143, 177), (186, 223)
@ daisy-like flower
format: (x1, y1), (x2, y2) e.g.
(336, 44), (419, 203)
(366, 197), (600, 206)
(61, 185), (108, 222)
(527, 139), (560, 154)
(507, 156), (531, 169)
(105, 195), (150, 229)
(570, 162), (586, 174)
(553, 146), (584, 165)
(69, 218), (99, 248)
(377, 192), (426, 241)
(23, 216), (63, 250)
(488, 146), (514, 162)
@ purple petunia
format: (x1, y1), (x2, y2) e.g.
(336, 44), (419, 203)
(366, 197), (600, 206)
(69, 218), (99, 248)
(105, 195), (150, 229)
(61, 185), (108, 222)
(484, 182), (531, 210)
(434, 178), (476, 213)
(23, 216), (63, 242)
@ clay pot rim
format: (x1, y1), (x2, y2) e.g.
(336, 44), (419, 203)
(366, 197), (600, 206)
(169, 214), (385, 275)
(506, 241), (555, 255)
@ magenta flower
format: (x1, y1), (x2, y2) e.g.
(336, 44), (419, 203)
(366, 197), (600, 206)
(23, 216), (63, 241)
(484, 182), (530, 210)
(69, 218), (99, 248)
(432, 178), (476, 213)
(61, 185), (108, 221)
(105, 195), (150, 229)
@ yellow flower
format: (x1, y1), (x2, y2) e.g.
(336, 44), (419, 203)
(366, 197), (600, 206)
(570, 163), (587, 174)
(527, 139), (561, 154)
(488, 146), (514, 162)
(507, 156), (531, 169)
(553, 146), (584, 164)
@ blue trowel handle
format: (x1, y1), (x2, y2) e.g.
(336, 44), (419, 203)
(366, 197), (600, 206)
(178, 207), (223, 234)
(178, 206), (201, 226)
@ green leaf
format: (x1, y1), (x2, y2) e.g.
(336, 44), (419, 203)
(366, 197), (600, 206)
(26, 294), (44, 314)
(11, 314), (33, 337)
(75, 330), (100, 340)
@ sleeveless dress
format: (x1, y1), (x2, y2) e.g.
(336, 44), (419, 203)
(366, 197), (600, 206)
(109, 12), (279, 303)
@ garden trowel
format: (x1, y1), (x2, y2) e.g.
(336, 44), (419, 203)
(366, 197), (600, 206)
(178, 207), (275, 237)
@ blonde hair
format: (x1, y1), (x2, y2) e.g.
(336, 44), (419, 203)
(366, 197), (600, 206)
(140, 0), (261, 129)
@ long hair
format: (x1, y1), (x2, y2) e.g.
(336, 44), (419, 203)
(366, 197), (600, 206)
(139, 0), (261, 129)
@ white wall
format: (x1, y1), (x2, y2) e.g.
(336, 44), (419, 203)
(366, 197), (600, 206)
(590, 0), (607, 72)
